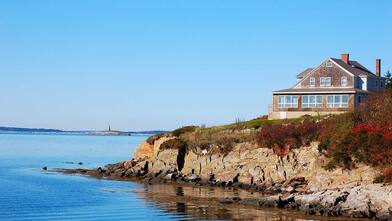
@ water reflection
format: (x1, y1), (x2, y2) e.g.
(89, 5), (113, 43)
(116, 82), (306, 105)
(176, 186), (184, 196)
(132, 183), (370, 221)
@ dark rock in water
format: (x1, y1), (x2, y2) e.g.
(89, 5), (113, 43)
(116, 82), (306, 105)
(219, 197), (241, 204)
(240, 198), (259, 206)
(258, 196), (280, 208)
(42, 166), (48, 171)
(78, 162), (83, 165)
(96, 167), (106, 174)
(171, 173), (178, 181)
(143, 161), (149, 173)
(233, 173), (240, 183)
(155, 170), (163, 177)
(186, 174), (200, 182)
(277, 195), (295, 208)
(209, 174), (216, 182)
(299, 203), (315, 215)
(124, 168), (134, 177)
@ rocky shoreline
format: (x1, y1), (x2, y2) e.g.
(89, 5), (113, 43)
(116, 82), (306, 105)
(57, 159), (391, 220)
(55, 133), (392, 220)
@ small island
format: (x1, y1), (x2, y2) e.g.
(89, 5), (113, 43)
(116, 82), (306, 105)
(83, 126), (131, 136)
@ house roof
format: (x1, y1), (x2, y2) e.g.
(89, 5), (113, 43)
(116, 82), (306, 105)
(273, 87), (370, 95)
(330, 58), (376, 77)
(296, 68), (314, 79)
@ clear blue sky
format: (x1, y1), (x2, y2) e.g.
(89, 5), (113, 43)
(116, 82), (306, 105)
(0, 0), (391, 131)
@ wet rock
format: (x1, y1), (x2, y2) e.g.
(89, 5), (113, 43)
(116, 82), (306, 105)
(219, 197), (241, 204)
(258, 195), (280, 208)
(113, 169), (126, 177)
(233, 173), (239, 183)
(105, 162), (124, 173)
(42, 166), (48, 171)
(97, 167), (105, 173)
(239, 198), (259, 206)
(124, 168), (135, 177)
(164, 173), (174, 180)
(154, 170), (163, 177)
(209, 174), (216, 183)
(185, 173), (199, 182)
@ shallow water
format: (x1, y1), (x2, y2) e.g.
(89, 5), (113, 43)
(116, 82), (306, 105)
(0, 133), (366, 220)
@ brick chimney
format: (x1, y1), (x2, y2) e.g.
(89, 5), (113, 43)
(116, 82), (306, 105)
(341, 53), (350, 64)
(376, 59), (381, 77)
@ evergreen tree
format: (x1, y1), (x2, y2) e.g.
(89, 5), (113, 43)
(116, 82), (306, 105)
(385, 70), (392, 94)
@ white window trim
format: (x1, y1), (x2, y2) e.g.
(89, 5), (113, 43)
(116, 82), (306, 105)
(341, 76), (348, 87)
(278, 95), (298, 108)
(325, 61), (333, 67)
(327, 95), (349, 108)
(309, 77), (316, 87)
(320, 77), (332, 87)
(302, 95), (323, 108)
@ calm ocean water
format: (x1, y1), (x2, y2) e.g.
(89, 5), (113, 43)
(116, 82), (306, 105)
(0, 133), (363, 221)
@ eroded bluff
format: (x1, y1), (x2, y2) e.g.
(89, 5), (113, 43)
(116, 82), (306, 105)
(132, 135), (377, 191)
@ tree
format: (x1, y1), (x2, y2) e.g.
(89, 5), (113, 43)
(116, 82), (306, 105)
(385, 70), (392, 94)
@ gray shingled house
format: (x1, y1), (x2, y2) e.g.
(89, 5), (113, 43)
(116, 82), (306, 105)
(269, 53), (386, 119)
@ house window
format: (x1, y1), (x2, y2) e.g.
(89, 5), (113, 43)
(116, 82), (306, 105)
(327, 95), (349, 108)
(325, 61), (333, 67)
(320, 77), (332, 87)
(302, 95), (323, 108)
(278, 95), (298, 108)
(341, 76), (348, 86)
(358, 95), (362, 103)
(309, 77), (315, 87)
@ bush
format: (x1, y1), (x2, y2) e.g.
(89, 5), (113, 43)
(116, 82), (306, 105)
(160, 138), (188, 150)
(258, 115), (268, 120)
(318, 113), (355, 153)
(146, 134), (163, 145)
(319, 93), (392, 169)
(357, 92), (392, 124)
(256, 121), (320, 157)
(171, 126), (198, 137)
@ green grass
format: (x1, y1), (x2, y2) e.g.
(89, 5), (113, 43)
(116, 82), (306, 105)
(195, 115), (322, 135)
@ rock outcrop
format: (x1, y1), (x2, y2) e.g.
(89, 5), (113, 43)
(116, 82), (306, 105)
(124, 136), (390, 220)
(60, 136), (392, 220)
(135, 138), (378, 191)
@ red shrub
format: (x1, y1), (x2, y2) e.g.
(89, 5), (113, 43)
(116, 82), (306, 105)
(256, 122), (319, 157)
(349, 121), (392, 166)
(324, 119), (392, 169)
(258, 115), (269, 120)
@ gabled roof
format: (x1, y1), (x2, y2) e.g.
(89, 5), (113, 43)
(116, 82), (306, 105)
(296, 68), (313, 79)
(330, 58), (376, 77)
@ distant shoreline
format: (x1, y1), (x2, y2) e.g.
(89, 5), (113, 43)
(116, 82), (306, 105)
(0, 126), (166, 137)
